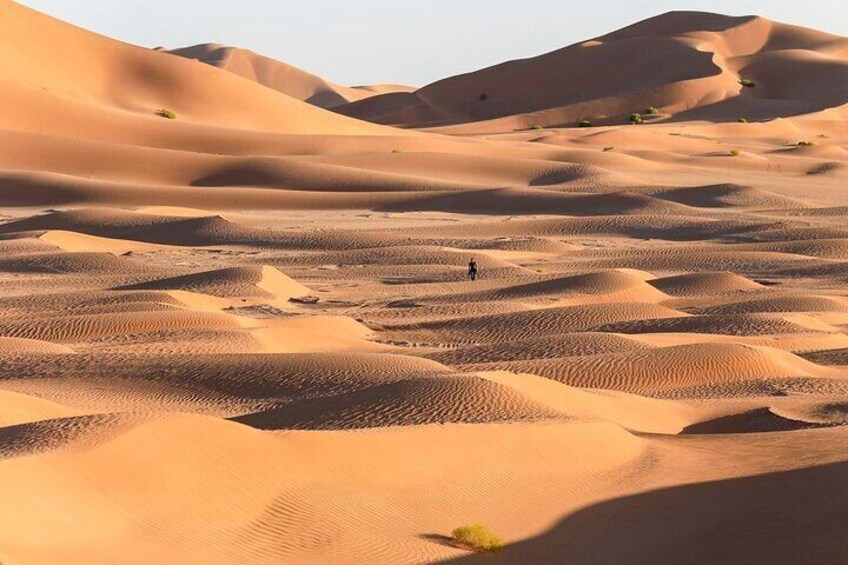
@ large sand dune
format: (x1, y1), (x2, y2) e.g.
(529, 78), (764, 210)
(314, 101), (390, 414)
(167, 43), (414, 109)
(1, 1), (848, 563)
(337, 11), (848, 130)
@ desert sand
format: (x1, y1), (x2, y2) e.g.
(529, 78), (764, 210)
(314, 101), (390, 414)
(1, 2), (847, 563)
(166, 44), (414, 109)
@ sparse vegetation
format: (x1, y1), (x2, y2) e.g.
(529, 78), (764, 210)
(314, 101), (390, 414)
(478, 92), (488, 101)
(156, 108), (177, 120)
(797, 141), (815, 147)
(645, 106), (659, 115)
(603, 146), (614, 152)
(451, 524), (503, 553)
(392, 148), (403, 153)
(532, 124), (544, 130)
(730, 149), (741, 157)
(629, 113), (643, 125)
(739, 78), (757, 88)
(738, 117), (748, 123)
(578, 119), (592, 128)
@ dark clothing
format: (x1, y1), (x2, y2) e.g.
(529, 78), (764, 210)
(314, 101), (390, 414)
(468, 260), (478, 281)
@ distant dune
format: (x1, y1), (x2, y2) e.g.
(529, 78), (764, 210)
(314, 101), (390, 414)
(166, 43), (414, 108)
(336, 11), (848, 129)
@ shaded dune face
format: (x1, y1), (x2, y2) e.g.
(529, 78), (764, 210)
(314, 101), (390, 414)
(0, 2), (848, 564)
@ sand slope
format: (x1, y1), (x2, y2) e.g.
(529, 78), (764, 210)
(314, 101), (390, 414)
(1, 2), (848, 564)
(0, 0), (399, 138)
(167, 44), (414, 108)
(338, 11), (848, 129)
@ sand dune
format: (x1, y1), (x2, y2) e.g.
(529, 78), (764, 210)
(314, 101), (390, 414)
(167, 44), (414, 109)
(649, 272), (765, 295)
(1, 2), (848, 563)
(425, 332), (649, 364)
(338, 11), (848, 129)
(0, 1), (402, 139)
(389, 302), (687, 346)
(463, 343), (840, 397)
(119, 265), (311, 306)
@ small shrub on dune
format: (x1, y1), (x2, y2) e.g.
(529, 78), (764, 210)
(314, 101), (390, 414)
(739, 78), (756, 88)
(156, 108), (177, 119)
(392, 148), (403, 154)
(532, 124), (544, 130)
(478, 92), (488, 101)
(629, 113), (643, 125)
(738, 117), (748, 123)
(603, 146), (614, 152)
(730, 149), (741, 157)
(797, 141), (815, 147)
(451, 524), (503, 553)
(577, 119), (593, 128)
(645, 106), (659, 115)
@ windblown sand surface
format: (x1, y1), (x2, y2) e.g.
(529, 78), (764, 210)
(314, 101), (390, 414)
(1, 2), (847, 563)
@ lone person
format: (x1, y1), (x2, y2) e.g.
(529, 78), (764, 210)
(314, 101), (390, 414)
(467, 258), (478, 281)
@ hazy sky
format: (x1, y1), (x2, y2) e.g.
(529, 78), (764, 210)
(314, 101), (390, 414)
(20, 0), (848, 86)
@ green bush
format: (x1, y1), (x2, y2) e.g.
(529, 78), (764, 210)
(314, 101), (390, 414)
(451, 524), (503, 553)
(738, 117), (748, 123)
(578, 120), (592, 128)
(797, 141), (815, 147)
(730, 149), (741, 157)
(645, 106), (659, 115)
(629, 113), (643, 125)
(156, 108), (177, 119)
(739, 78), (756, 88)
(478, 92), (488, 101)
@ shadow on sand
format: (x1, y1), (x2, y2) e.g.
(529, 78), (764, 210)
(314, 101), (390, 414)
(434, 461), (848, 564)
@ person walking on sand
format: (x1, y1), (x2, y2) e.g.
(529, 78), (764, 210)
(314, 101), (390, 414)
(467, 258), (478, 281)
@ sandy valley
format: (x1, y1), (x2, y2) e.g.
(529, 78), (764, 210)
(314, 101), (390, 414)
(1, 2), (848, 563)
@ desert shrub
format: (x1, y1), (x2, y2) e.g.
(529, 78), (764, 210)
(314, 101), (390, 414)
(738, 117), (748, 123)
(645, 106), (659, 115)
(730, 149), (741, 157)
(392, 148), (403, 153)
(629, 113), (643, 125)
(603, 146), (614, 152)
(578, 120), (592, 128)
(451, 524), (503, 553)
(478, 92), (488, 101)
(797, 141), (815, 147)
(156, 108), (177, 119)
(532, 124), (544, 130)
(739, 78), (756, 88)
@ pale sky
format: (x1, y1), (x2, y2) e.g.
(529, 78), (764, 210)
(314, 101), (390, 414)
(19, 0), (848, 87)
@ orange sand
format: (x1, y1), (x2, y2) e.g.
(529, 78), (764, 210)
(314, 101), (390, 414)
(1, 2), (847, 563)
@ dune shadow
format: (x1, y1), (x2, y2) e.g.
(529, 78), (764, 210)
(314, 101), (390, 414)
(433, 461), (848, 564)
(680, 408), (831, 435)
